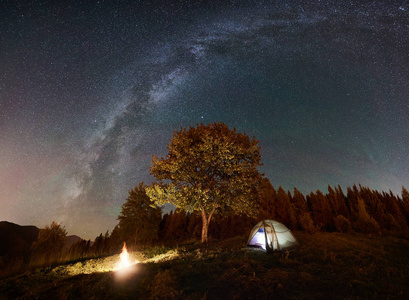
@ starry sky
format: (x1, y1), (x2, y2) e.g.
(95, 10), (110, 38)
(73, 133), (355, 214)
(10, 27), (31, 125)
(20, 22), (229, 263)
(1, 0), (409, 239)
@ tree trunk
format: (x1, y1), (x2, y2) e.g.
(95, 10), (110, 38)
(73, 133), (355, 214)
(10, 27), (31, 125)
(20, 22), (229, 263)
(201, 210), (208, 243)
(201, 208), (215, 243)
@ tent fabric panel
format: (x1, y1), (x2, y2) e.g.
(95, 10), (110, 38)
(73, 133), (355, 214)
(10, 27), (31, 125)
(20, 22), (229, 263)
(268, 221), (289, 233)
(276, 231), (297, 248)
(246, 224), (264, 245)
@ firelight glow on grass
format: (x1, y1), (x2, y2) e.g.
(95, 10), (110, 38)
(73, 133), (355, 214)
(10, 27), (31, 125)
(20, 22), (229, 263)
(51, 245), (180, 278)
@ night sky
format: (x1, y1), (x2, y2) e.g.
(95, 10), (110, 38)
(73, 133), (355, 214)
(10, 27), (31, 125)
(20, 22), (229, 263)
(2, 0), (409, 239)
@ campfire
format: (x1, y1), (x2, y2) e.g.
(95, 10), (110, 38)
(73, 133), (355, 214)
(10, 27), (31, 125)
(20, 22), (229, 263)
(117, 242), (133, 270)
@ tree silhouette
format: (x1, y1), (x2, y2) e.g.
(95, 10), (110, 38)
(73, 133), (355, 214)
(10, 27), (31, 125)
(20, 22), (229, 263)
(118, 182), (162, 246)
(187, 211), (202, 239)
(158, 211), (172, 240)
(334, 185), (349, 218)
(168, 209), (188, 240)
(307, 190), (333, 231)
(256, 178), (276, 220)
(275, 186), (297, 229)
(401, 186), (409, 226)
(381, 190), (408, 232)
(290, 187), (315, 232)
(354, 197), (380, 234)
(31, 221), (67, 265)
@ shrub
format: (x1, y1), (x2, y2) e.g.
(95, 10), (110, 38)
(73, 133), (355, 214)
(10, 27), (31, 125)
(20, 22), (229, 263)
(299, 212), (316, 233)
(334, 215), (352, 233)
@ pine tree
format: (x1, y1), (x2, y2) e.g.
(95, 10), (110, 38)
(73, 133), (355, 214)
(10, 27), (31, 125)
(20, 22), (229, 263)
(109, 225), (123, 254)
(257, 178), (277, 220)
(346, 185), (360, 224)
(354, 197), (381, 234)
(359, 187), (383, 225)
(381, 190), (407, 232)
(401, 186), (409, 227)
(275, 186), (297, 229)
(335, 185), (349, 218)
(326, 185), (339, 216)
(93, 233), (103, 256)
(118, 182), (162, 246)
(256, 178), (276, 220)
(290, 187), (315, 232)
(307, 190), (333, 230)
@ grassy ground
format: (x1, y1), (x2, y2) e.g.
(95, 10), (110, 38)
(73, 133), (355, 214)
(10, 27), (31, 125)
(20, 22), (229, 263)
(1, 232), (409, 299)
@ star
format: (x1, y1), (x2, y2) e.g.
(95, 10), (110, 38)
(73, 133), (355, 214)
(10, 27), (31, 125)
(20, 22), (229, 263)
(1, 0), (408, 239)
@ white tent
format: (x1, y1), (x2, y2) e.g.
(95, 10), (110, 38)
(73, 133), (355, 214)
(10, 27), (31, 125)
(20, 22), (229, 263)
(247, 219), (298, 251)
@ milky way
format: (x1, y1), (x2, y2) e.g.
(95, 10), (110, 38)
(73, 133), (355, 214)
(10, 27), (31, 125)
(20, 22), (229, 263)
(1, 1), (409, 239)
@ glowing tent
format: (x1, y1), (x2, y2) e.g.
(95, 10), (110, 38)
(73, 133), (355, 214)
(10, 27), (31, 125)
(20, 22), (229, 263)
(246, 220), (298, 252)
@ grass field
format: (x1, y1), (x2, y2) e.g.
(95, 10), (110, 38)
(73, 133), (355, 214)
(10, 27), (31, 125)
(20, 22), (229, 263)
(1, 232), (409, 299)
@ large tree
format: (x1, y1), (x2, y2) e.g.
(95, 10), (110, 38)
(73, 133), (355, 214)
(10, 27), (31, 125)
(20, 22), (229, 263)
(118, 182), (162, 246)
(146, 123), (263, 243)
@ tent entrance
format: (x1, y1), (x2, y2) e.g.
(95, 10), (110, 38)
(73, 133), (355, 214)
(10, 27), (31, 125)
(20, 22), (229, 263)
(247, 225), (278, 251)
(246, 219), (298, 252)
(248, 227), (268, 250)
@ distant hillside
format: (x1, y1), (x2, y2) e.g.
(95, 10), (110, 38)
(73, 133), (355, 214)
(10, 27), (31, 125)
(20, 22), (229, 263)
(0, 221), (40, 259)
(65, 235), (83, 249)
(0, 222), (85, 261)
(0, 221), (89, 277)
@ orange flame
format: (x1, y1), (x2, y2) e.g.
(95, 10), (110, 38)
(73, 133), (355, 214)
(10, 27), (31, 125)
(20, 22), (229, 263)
(118, 242), (131, 270)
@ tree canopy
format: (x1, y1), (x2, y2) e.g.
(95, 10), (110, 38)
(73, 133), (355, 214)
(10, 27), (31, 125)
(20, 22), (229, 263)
(146, 122), (263, 242)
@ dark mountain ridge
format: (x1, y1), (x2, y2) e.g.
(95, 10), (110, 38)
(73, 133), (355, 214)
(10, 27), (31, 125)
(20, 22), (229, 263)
(0, 221), (40, 258)
(65, 235), (83, 249)
(0, 221), (85, 261)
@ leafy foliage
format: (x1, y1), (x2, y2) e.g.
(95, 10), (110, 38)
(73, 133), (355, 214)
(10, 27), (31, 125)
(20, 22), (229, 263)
(146, 123), (263, 242)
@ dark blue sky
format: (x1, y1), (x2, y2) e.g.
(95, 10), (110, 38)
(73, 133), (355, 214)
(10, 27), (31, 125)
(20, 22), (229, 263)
(1, 0), (409, 239)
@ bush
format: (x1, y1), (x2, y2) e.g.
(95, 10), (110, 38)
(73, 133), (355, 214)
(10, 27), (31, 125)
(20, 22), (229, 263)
(334, 215), (352, 233)
(299, 212), (316, 233)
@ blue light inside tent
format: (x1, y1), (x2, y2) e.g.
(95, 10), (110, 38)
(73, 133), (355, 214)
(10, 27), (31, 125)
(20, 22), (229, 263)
(249, 228), (266, 250)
